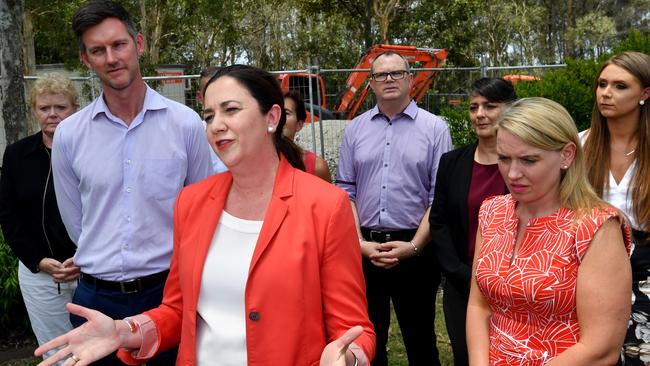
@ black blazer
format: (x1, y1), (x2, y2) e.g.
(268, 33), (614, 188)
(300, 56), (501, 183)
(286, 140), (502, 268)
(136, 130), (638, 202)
(429, 144), (507, 291)
(0, 132), (76, 272)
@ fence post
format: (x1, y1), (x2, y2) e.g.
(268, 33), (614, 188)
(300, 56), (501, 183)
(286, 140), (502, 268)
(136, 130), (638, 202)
(314, 61), (326, 158)
(90, 74), (97, 100)
(306, 58), (318, 155)
(480, 54), (487, 78)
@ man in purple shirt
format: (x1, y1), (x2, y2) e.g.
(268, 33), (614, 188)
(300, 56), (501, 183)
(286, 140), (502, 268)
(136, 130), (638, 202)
(52, 2), (211, 365)
(336, 52), (452, 366)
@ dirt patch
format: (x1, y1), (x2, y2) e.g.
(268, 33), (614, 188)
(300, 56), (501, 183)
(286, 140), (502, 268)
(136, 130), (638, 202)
(0, 329), (38, 365)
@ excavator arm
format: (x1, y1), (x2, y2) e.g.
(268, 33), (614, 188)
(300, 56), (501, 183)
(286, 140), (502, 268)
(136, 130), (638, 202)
(334, 44), (448, 119)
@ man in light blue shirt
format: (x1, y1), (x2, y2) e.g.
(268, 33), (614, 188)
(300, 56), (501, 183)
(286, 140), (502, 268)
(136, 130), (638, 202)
(52, 2), (211, 365)
(336, 52), (452, 366)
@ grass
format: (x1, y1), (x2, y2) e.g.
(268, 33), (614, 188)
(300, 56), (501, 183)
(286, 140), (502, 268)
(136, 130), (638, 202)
(387, 290), (453, 366)
(2, 291), (453, 366)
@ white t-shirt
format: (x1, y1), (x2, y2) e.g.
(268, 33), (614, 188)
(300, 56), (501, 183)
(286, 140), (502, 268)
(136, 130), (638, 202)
(196, 211), (262, 366)
(579, 130), (639, 229)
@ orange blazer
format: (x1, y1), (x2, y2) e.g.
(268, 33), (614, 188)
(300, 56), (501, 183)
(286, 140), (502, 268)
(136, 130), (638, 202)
(119, 157), (375, 365)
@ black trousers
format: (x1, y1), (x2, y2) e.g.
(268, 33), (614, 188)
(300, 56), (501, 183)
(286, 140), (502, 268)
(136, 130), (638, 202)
(442, 277), (470, 366)
(362, 239), (441, 366)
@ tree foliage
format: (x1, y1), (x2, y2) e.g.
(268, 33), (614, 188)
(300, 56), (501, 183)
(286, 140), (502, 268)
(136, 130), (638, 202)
(515, 30), (650, 130)
(25, 0), (649, 74)
(515, 59), (600, 130)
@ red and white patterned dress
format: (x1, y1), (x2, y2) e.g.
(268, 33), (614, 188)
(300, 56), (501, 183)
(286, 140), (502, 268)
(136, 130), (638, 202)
(476, 194), (631, 365)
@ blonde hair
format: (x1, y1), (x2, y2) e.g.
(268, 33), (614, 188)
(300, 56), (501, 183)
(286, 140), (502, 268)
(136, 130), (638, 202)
(497, 97), (606, 216)
(584, 51), (650, 229)
(28, 73), (79, 111)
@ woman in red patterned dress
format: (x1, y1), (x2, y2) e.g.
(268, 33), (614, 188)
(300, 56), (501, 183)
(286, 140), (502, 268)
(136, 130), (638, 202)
(466, 97), (632, 365)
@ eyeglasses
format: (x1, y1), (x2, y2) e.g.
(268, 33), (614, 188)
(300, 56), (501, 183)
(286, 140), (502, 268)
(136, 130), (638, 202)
(371, 70), (409, 82)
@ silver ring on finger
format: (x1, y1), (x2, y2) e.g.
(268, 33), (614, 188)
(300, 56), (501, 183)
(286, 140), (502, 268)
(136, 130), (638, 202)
(70, 354), (80, 363)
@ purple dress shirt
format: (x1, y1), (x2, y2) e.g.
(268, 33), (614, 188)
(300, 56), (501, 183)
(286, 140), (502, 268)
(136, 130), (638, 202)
(336, 100), (452, 230)
(52, 85), (212, 281)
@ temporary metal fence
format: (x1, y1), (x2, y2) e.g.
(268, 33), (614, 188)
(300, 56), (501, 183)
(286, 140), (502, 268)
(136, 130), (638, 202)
(22, 62), (565, 173)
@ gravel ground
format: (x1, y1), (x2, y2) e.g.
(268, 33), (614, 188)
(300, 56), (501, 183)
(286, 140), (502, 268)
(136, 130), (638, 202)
(294, 119), (351, 176)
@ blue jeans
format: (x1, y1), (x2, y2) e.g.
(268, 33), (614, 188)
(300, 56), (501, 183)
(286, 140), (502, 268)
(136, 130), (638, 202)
(71, 277), (177, 365)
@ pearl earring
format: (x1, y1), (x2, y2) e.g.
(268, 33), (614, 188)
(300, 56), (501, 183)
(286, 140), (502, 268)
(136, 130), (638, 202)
(562, 165), (568, 170)
(267, 125), (274, 133)
(641, 100), (646, 106)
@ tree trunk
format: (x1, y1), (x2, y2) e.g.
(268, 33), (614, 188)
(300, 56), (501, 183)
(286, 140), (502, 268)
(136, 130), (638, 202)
(565, 0), (575, 58)
(149, 4), (163, 65)
(364, 0), (373, 49)
(0, 0), (28, 161)
(373, 0), (400, 44)
(21, 10), (35, 76)
(139, 0), (167, 66)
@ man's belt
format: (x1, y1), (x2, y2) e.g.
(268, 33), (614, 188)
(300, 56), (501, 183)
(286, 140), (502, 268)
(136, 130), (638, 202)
(360, 227), (417, 243)
(80, 270), (169, 294)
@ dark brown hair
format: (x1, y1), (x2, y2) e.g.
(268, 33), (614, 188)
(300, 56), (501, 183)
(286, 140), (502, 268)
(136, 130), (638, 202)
(72, 1), (138, 53)
(283, 90), (307, 122)
(206, 65), (305, 171)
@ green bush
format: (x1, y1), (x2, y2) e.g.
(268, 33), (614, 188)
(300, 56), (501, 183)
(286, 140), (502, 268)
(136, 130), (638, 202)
(0, 232), (29, 329)
(438, 101), (477, 148)
(612, 29), (650, 56)
(515, 59), (600, 131)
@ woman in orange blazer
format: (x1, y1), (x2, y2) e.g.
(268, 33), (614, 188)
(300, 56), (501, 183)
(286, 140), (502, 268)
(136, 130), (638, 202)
(35, 65), (375, 366)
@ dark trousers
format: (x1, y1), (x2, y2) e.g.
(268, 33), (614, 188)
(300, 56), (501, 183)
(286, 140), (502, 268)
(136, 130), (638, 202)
(363, 247), (441, 366)
(71, 277), (177, 365)
(442, 277), (470, 366)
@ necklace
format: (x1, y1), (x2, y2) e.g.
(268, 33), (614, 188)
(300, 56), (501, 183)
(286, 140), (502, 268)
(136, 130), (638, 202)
(625, 148), (636, 157)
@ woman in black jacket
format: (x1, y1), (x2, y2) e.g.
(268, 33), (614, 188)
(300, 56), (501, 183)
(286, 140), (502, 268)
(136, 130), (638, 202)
(428, 78), (515, 366)
(0, 73), (79, 364)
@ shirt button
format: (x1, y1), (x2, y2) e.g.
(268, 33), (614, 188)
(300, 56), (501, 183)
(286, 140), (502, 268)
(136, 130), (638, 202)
(126, 159), (131, 165)
(382, 186), (386, 189)
(126, 187), (132, 193)
(249, 311), (260, 322)
(381, 208), (385, 212)
(384, 164), (388, 167)
(126, 216), (132, 222)
(386, 142), (390, 145)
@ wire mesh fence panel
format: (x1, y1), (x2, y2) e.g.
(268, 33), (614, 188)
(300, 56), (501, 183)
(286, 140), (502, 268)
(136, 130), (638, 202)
(21, 62), (565, 175)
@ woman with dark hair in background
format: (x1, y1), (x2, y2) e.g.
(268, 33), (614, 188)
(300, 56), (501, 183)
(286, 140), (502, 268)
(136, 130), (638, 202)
(283, 90), (332, 182)
(581, 51), (650, 365)
(35, 65), (375, 366)
(0, 73), (80, 365)
(428, 77), (515, 365)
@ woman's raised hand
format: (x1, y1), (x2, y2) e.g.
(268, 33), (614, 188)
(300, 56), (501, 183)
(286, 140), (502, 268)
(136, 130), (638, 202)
(35, 303), (128, 366)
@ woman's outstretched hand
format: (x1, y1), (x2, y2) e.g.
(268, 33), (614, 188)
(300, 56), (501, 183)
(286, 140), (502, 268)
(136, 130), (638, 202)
(34, 303), (129, 366)
(320, 325), (364, 366)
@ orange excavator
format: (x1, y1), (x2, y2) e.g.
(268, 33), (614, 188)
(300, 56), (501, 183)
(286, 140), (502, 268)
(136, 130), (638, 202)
(277, 44), (448, 120)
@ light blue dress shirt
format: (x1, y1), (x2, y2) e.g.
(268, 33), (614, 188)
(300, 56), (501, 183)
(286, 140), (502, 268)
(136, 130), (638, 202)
(336, 100), (453, 230)
(52, 85), (212, 280)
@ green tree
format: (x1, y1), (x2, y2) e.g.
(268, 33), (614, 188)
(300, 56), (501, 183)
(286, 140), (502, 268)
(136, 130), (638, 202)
(27, 0), (84, 67)
(612, 29), (650, 55)
(565, 12), (617, 59)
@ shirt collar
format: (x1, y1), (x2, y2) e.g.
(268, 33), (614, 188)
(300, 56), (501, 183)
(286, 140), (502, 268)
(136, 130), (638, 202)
(90, 84), (168, 123)
(369, 100), (418, 121)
